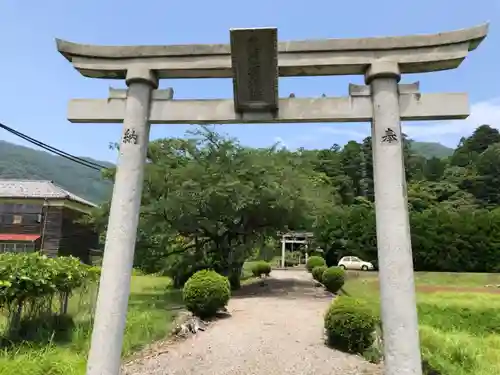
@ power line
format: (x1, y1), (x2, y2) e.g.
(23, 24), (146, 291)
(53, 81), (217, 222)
(0, 122), (109, 171)
(0, 122), (106, 170)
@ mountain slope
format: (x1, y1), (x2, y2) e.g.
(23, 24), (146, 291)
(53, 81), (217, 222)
(410, 141), (454, 159)
(0, 140), (113, 203)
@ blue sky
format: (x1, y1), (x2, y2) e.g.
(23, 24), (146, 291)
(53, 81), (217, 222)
(0, 0), (498, 163)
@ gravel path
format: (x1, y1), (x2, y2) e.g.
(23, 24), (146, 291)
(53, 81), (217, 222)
(123, 270), (382, 375)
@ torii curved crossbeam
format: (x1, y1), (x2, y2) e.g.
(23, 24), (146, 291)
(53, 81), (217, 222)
(56, 23), (488, 79)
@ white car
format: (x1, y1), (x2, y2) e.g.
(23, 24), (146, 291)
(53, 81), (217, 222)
(338, 256), (374, 271)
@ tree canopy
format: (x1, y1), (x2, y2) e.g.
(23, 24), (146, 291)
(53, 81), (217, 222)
(84, 124), (500, 286)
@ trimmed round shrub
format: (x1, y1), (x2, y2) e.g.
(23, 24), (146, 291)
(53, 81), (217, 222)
(306, 256), (326, 272)
(251, 261), (272, 277)
(182, 270), (231, 318)
(324, 296), (378, 353)
(322, 266), (345, 293)
(312, 265), (327, 282)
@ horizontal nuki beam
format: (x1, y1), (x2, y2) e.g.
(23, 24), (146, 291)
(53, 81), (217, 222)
(108, 87), (174, 100)
(67, 92), (469, 124)
(56, 23), (488, 79)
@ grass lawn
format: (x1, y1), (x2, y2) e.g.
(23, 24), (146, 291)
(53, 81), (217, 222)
(0, 275), (182, 375)
(343, 271), (500, 375)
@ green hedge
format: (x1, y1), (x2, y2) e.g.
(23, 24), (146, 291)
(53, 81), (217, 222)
(324, 296), (378, 354)
(322, 266), (345, 294)
(0, 253), (99, 336)
(251, 261), (272, 278)
(316, 205), (500, 272)
(0, 253), (98, 307)
(306, 256), (326, 272)
(312, 265), (327, 282)
(183, 270), (231, 318)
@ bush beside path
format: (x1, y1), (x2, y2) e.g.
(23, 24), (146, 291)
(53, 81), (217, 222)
(123, 270), (381, 375)
(0, 274), (182, 375)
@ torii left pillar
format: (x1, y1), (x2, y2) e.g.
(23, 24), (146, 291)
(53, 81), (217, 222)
(86, 67), (158, 375)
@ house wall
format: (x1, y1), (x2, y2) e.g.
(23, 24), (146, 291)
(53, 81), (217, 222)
(0, 198), (98, 262)
(59, 206), (99, 264)
(0, 202), (44, 235)
(40, 205), (63, 257)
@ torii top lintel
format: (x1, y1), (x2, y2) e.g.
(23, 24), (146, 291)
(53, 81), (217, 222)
(56, 23), (488, 80)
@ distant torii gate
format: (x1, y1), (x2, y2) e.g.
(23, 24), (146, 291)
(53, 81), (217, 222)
(57, 23), (488, 375)
(279, 231), (314, 267)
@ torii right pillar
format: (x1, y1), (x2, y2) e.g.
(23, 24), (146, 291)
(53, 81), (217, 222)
(367, 61), (420, 375)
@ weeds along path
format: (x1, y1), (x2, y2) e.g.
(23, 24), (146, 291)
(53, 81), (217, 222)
(123, 270), (381, 375)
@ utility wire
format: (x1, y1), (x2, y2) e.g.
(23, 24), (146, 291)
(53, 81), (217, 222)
(0, 122), (106, 170)
(0, 122), (109, 171)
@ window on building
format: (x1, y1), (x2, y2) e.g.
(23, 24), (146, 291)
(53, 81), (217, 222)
(23, 213), (42, 224)
(28, 205), (42, 213)
(0, 242), (35, 253)
(0, 214), (13, 224)
(0, 203), (15, 213)
(12, 215), (23, 224)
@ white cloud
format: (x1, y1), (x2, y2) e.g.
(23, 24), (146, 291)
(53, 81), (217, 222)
(402, 98), (500, 146)
(277, 98), (500, 149)
(315, 126), (367, 139)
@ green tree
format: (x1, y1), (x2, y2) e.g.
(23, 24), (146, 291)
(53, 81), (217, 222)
(450, 125), (500, 167)
(468, 143), (500, 206)
(340, 141), (364, 197)
(423, 157), (446, 182)
(88, 127), (335, 288)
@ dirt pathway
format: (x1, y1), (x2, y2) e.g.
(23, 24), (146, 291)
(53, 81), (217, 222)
(123, 270), (381, 375)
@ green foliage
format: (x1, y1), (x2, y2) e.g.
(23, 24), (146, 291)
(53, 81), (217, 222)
(321, 267), (346, 293)
(312, 265), (327, 282)
(249, 239), (279, 262)
(0, 253), (96, 307)
(0, 275), (180, 375)
(411, 207), (500, 272)
(89, 127), (336, 289)
(324, 296), (378, 354)
(306, 256), (326, 272)
(182, 270), (231, 318)
(315, 205), (377, 267)
(0, 140), (113, 203)
(251, 261), (272, 278)
(131, 268), (145, 276)
(81, 124), (500, 282)
(345, 274), (500, 374)
(315, 203), (500, 273)
(450, 125), (500, 167)
(160, 251), (212, 288)
(0, 253), (98, 339)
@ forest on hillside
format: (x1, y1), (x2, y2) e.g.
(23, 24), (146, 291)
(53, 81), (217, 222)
(0, 140), (113, 203)
(0, 137), (452, 204)
(84, 125), (500, 289)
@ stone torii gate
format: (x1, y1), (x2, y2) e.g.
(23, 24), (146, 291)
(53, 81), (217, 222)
(280, 231), (314, 266)
(57, 23), (488, 375)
